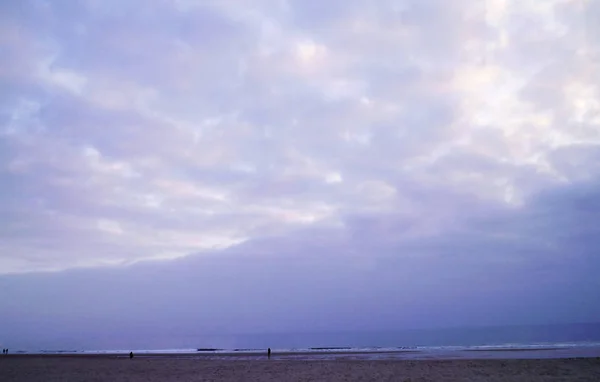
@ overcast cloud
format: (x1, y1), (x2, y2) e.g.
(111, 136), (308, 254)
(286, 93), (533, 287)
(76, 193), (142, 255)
(1, 0), (599, 347)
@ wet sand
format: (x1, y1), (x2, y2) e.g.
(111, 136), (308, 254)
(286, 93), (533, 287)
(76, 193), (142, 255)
(1, 355), (600, 381)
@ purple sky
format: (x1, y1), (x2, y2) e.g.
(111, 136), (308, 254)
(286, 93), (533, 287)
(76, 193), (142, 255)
(1, 0), (600, 348)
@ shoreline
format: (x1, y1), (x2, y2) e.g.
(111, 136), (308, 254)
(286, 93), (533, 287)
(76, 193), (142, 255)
(3, 345), (600, 360)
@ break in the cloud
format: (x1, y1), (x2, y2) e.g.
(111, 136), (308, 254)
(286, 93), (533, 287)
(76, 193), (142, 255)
(1, 0), (599, 278)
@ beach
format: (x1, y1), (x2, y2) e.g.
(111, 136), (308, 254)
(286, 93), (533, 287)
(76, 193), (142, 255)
(2, 355), (600, 381)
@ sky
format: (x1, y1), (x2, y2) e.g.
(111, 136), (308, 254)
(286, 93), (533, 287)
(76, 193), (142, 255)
(1, 0), (600, 349)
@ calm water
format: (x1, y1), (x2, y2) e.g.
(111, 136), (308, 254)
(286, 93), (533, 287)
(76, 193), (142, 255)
(226, 323), (600, 350)
(14, 322), (600, 354)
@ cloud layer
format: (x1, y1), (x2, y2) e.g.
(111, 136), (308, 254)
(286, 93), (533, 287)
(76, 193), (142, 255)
(1, 0), (599, 283)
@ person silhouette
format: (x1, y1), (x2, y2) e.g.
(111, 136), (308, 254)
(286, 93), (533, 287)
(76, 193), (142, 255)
(267, 348), (271, 359)
(129, 352), (134, 359)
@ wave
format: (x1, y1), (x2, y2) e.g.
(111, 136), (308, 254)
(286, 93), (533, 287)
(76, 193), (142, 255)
(20, 341), (600, 356)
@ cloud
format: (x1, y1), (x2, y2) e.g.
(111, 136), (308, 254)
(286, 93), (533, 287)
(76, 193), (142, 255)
(2, 177), (599, 349)
(0, 0), (598, 288)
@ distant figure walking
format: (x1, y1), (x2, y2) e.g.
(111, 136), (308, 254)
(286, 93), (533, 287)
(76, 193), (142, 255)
(129, 351), (134, 359)
(267, 348), (271, 359)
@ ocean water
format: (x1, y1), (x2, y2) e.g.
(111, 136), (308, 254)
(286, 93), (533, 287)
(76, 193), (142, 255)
(222, 322), (600, 350)
(16, 322), (600, 358)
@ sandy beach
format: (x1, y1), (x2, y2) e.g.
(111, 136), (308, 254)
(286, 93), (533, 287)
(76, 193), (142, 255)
(2, 355), (600, 381)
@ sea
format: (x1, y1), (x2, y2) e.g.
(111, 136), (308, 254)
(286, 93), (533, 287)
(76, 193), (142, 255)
(9, 322), (600, 360)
